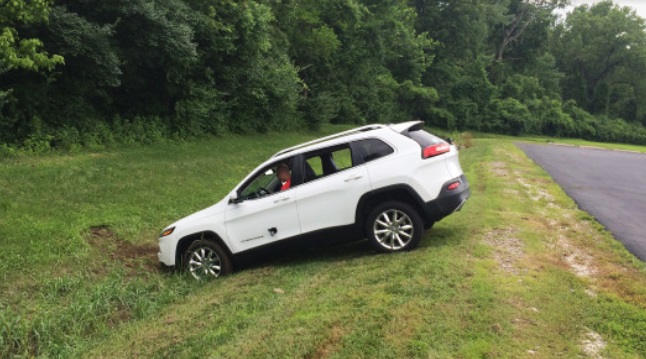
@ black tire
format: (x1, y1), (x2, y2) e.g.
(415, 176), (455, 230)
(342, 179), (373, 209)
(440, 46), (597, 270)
(183, 240), (233, 280)
(366, 201), (423, 253)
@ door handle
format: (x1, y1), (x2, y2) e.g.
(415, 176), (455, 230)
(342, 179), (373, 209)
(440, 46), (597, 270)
(344, 175), (363, 182)
(273, 197), (290, 204)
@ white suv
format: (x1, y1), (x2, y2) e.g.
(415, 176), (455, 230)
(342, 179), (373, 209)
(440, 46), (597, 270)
(158, 121), (470, 279)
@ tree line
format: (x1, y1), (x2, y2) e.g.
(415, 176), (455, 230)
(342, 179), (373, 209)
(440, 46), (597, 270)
(2, 0), (646, 150)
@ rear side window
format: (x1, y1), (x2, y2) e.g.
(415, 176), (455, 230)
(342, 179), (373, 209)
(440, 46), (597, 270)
(332, 147), (353, 170)
(303, 145), (355, 182)
(355, 139), (394, 163)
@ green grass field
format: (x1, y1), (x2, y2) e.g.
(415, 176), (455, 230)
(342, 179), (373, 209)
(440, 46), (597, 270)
(1, 129), (645, 358)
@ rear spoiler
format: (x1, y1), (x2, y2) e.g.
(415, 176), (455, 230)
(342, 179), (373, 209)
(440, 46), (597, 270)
(392, 121), (454, 145)
(387, 120), (424, 134)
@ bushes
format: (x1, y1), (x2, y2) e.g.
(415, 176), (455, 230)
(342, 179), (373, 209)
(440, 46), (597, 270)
(488, 98), (533, 135)
(593, 116), (646, 145)
(563, 100), (598, 140)
(476, 92), (646, 145)
(302, 91), (339, 131)
(0, 117), (173, 155)
(530, 97), (575, 137)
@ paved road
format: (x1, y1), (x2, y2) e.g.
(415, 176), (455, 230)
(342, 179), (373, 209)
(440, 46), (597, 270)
(517, 143), (646, 261)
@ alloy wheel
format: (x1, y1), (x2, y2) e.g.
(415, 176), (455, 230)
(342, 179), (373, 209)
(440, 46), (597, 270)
(188, 246), (223, 279)
(372, 209), (414, 250)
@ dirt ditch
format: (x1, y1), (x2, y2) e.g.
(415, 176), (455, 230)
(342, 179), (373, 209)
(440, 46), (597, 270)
(86, 225), (159, 276)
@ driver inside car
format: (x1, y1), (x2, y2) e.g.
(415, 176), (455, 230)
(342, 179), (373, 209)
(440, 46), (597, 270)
(276, 163), (291, 191)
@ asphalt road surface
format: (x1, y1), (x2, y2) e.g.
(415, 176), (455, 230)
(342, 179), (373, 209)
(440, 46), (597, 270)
(517, 143), (646, 261)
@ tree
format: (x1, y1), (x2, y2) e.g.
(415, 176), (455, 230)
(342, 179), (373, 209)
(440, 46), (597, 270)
(493, 0), (567, 63)
(1, 0), (645, 148)
(36, 6), (121, 129)
(0, 0), (63, 143)
(185, 0), (302, 133)
(553, 0), (646, 124)
(269, 0), (435, 128)
(411, 0), (509, 129)
(0, 0), (63, 74)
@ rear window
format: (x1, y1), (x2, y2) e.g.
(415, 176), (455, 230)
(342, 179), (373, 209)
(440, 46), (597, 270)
(405, 129), (444, 148)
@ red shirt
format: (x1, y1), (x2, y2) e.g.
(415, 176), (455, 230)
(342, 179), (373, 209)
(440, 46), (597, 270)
(280, 179), (291, 191)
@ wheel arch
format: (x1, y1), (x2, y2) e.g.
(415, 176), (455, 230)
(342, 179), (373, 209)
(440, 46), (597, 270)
(355, 185), (432, 233)
(175, 231), (232, 267)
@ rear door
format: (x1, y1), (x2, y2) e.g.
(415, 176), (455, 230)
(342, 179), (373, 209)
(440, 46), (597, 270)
(293, 144), (371, 234)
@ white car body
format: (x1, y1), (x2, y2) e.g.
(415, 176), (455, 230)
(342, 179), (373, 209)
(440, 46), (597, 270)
(158, 121), (470, 278)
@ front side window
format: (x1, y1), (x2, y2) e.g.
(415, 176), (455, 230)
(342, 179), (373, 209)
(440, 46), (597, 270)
(239, 159), (293, 200)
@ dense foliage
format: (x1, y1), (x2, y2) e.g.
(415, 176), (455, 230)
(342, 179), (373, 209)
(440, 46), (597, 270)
(2, 0), (646, 149)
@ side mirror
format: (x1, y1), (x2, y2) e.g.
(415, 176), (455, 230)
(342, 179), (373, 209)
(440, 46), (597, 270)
(229, 191), (243, 204)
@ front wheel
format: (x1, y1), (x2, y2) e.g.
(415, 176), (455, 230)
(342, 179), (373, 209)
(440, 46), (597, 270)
(184, 240), (232, 280)
(366, 201), (423, 253)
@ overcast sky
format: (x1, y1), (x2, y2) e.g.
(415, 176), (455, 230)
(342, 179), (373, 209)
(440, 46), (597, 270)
(561, 0), (646, 20)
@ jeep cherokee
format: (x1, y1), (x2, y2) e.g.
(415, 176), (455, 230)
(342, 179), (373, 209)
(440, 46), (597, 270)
(158, 121), (470, 279)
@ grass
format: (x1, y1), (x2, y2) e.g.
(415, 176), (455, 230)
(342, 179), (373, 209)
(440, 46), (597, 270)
(1, 128), (645, 358)
(467, 131), (646, 153)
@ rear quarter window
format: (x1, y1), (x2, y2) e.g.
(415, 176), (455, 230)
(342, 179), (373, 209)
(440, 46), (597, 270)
(405, 129), (444, 148)
(355, 139), (394, 163)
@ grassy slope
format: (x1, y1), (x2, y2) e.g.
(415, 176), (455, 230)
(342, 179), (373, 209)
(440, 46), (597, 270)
(1, 130), (645, 358)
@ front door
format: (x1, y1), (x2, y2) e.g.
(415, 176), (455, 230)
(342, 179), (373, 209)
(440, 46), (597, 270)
(225, 160), (301, 252)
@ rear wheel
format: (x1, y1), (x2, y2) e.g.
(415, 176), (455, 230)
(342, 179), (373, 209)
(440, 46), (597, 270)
(184, 240), (232, 280)
(366, 201), (423, 253)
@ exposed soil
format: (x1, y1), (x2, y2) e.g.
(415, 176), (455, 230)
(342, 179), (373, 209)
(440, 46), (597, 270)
(305, 324), (345, 359)
(558, 235), (597, 279)
(483, 227), (526, 275)
(582, 330), (607, 359)
(489, 161), (510, 177)
(516, 176), (554, 202)
(86, 225), (159, 276)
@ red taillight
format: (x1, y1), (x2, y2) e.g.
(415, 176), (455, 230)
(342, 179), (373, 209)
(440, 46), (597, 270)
(447, 181), (461, 191)
(422, 143), (450, 158)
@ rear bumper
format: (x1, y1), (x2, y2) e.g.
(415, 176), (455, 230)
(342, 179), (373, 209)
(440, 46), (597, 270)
(423, 175), (470, 223)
